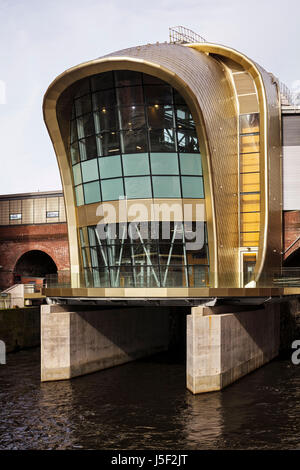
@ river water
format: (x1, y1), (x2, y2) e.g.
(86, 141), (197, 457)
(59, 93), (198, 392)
(0, 348), (300, 450)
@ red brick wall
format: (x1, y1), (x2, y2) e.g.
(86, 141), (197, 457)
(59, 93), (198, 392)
(0, 223), (70, 289)
(283, 211), (300, 262)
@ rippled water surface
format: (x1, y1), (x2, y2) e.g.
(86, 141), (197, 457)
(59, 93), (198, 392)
(1, 348), (300, 450)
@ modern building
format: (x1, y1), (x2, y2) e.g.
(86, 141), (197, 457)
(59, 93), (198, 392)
(41, 28), (300, 393)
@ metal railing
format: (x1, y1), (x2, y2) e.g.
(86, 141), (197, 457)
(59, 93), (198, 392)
(169, 26), (206, 45)
(279, 81), (300, 108)
(44, 267), (300, 290)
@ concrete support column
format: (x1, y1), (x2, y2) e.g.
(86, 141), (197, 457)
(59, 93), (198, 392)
(41, 305), (169, 382)
(187, 304), (280, 394)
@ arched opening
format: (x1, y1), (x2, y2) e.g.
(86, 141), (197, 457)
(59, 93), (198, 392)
(14, 250), (57, 284)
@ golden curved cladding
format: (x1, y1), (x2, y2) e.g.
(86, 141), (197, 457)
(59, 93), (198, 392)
(76, 199), (206, 227)
(187, 43), (282, 284)
(43, 43), (239, 288)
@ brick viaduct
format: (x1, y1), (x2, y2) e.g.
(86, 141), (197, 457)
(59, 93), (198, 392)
(0, 223), (70, 289)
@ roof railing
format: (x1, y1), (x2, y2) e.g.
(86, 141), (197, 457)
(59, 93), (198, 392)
(169, 26), (206, 45)
(279, 80), (300, 108)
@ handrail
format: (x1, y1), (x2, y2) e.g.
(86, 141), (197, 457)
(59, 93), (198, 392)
(169, 26), (206, 44)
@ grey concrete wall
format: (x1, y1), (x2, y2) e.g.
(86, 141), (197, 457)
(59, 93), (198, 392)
(41, 305), (170, 382)
(187, 304), (280, 394)
(0, 306), (40, 352)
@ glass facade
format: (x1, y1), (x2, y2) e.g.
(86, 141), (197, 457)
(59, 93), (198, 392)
(239, 113), (260, 247)
(70, 70), (204, 205)
(79, 222), (209, 288)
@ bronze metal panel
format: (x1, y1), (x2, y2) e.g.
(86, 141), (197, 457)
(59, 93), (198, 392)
(188, 44), (282, 286)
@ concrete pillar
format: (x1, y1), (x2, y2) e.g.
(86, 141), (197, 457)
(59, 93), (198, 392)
(41, 305), (169, 382)
(187, 304), (280, 394)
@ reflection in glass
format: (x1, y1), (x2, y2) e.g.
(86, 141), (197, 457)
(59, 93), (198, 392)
(93, 108), (118, 132)
(149, 128), (176, 152)
(177, 129), (199, 153)
(122, 129), (148, 154)
(144, 85), (172, 104)
(116, 86), (143, 106)
(92, 89), (116, 111)
(147, 105), (174, 129)
(240, 113), (260, 134)
(100, 131), (120, 156)
(91, 71), (114, 92)
(119, 106), (146, 130)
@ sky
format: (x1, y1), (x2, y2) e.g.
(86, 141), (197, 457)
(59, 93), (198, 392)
(0, 0), (299, 195)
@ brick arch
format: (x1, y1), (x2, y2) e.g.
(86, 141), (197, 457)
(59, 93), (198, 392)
(14, 249), (58, 275)
(0, 223), (70, 289)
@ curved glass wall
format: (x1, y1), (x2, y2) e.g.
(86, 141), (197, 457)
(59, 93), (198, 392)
(70, 70), (204, 205)
(79, 222), (209, 288)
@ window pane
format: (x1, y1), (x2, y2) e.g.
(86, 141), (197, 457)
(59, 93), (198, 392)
(70, 141), (80, 164)
(116, 86), (143, 106)
(92, 89), (116, 111)
(147, 105), (174, 128)
(79, 135), (97, 161)
(177, 129), (199, 153)
(100, 131), (121, 156)
(74, 78), (90, 98)
(144, 85), (172, 104)
(174, 89), (186, 105)
(176, 106), (195, 129)
(241, 172), (260, 192)
(115, 70), (142, 87)
(152, 176), (181, 198)
(99, 155), (122, 179)
(75, 185), (84, 206)
(159, 243), (184, 265)
(125, 176), (152, 199)
(149, 128), (176, 152)
(119, 106), (146, 130)
(241, 153), (259, 173)
(70, 120), (78, 143)
(76, 114), (95, 139)
(240, 113), (260, 134)
(150, 153), (179, 174)
(143, 73), (165, 85)
(93, 108), (118, 132)
(179, 153), (202, 175)
(181, 176), (204, 198)
(132, 243), (158, 264)
(240, 193), (260, 212)
(84, 181), (101, 204)
(73, 163), (82, 185)
(75, 95), (91, 116)
(122, 153), (150, 176)
(81, 158), (99, 183)
(122, 129), (148, 153)
(91, 72), (114, 92)
(101, 178), (124, 201)
(240, 134), (260, 153)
